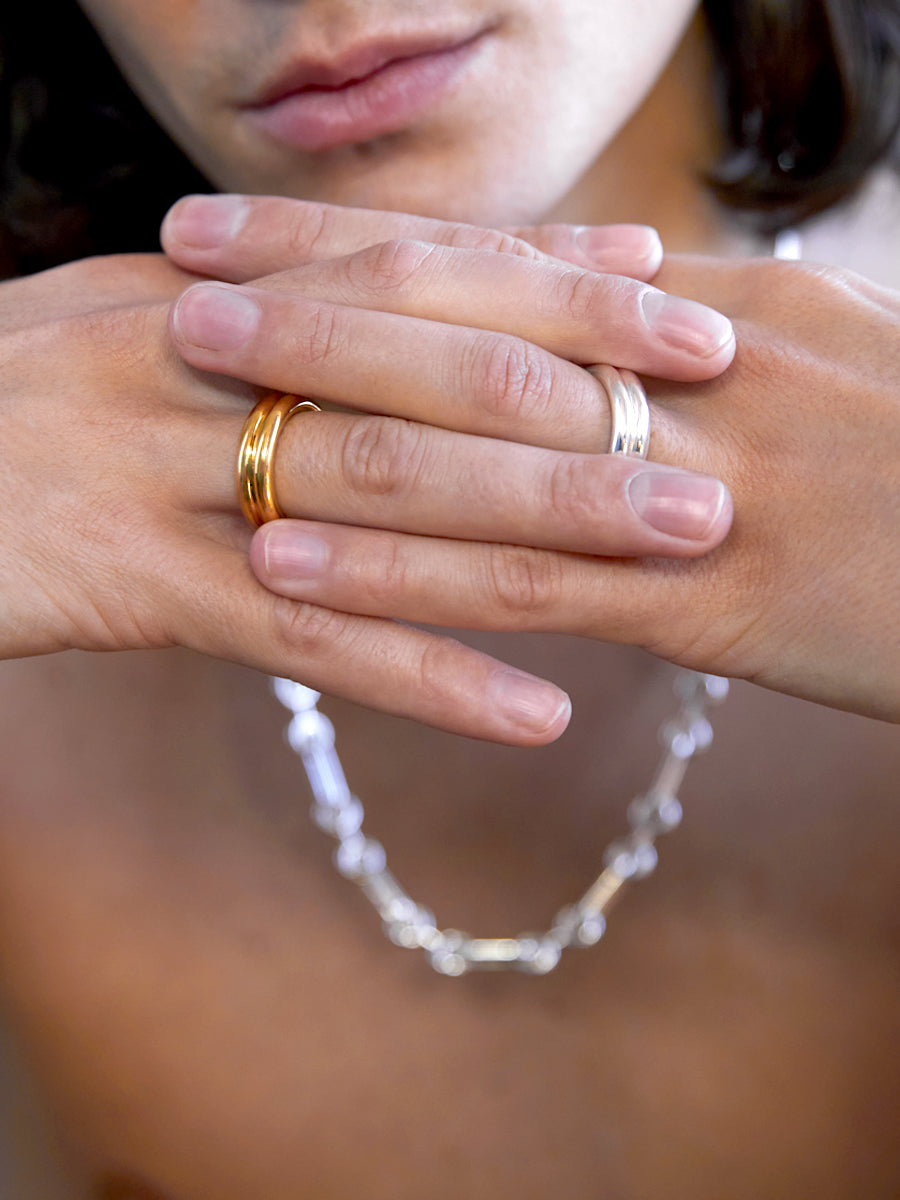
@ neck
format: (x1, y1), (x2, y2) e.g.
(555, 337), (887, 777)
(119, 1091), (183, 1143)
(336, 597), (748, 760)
(547, 13), (758, 257)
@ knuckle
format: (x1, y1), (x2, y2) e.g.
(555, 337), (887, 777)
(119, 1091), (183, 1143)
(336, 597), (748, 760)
(780, 258), (832, 286)
(415, 635), (465, 704)
(546, 454), (597, 527)
(485, 545), (561, 618)
(786, 260), (860, 302)
(525, 223), (586, 259)
(286, 201), (334, 260)
(552, 266), (602, 324)
(339, 417), (428, 499)
(455, 225), (542, 260)
(347, 238), (437, 294)
(468, 332), (552, 424)
(363, 533), (408, 606)
(295, 302), (344, 365)
(272, 596), (348, 658)
(729, 257), (857, 318)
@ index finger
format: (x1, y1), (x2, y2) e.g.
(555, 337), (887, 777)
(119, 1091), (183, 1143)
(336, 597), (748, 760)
(160, 193), (664, 282)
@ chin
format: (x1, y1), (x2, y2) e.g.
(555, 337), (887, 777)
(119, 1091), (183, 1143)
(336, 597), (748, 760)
(285, 174), (558, 228)
(221, 137), (567, 227)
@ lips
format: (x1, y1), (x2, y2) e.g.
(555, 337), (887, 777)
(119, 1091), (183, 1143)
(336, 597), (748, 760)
(244, 28), (490, 152)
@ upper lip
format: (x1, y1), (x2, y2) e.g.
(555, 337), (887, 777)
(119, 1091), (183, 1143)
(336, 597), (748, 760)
(247, 25), (491, 107)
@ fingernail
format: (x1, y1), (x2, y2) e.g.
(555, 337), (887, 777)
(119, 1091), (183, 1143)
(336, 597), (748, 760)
(488, 669), (572, 735)
(164, 194), (249, 248)
(172, 283), (260, 350)
(627, 469), (728, 540)
(575, 224), (663, 273)
(262, 528), (329, 579)
(640, 290), (734, 357)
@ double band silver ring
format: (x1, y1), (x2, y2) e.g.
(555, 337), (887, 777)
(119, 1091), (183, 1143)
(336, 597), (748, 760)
(587, 364), (651, 459)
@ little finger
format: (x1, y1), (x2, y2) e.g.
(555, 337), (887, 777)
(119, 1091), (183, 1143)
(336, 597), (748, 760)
(161, 193), (664, 282)
(175, 539), (572, 745)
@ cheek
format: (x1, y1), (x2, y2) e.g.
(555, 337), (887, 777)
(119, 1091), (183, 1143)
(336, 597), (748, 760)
(469, 0), (702, 176)
(77, 0), (702, 225)
(558, 0), (702, 120)
(452, 2), (701, 215)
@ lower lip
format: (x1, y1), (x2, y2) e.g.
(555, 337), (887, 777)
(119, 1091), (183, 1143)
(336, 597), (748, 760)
(247, 35), (485, 152)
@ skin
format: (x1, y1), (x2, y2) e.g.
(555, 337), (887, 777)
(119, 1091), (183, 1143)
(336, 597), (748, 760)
(0, 235), (738, 742)
(76, 0), (702, 227)
(0, 1), (898, 1197)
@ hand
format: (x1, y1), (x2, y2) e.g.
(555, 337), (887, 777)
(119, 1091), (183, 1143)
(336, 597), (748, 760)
(0, 212), (732, 743)
(158, 197), (741, 741)
(193, 242), (895, 722)
(160, 191), (667, 283)
(642, 254), (900, 721)
(163, 198), (898, 721)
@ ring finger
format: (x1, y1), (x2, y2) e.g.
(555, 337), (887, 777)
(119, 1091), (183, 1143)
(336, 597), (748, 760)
(214, 403), (730, 557)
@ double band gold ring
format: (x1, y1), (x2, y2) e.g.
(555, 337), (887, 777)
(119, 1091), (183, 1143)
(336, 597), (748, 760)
(236, 393), (320, 527)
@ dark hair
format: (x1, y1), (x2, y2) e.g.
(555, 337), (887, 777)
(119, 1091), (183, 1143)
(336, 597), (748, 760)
(705, 0), (900, 230)
(2, 0), (899, 273)
(0, 1), (209, 276)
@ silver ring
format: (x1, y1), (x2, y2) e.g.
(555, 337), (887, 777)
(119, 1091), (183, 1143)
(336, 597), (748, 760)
(587, 364), (651, 458)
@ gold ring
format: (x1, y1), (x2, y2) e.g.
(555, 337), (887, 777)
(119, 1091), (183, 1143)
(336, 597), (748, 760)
(236, 393), (320, 527)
